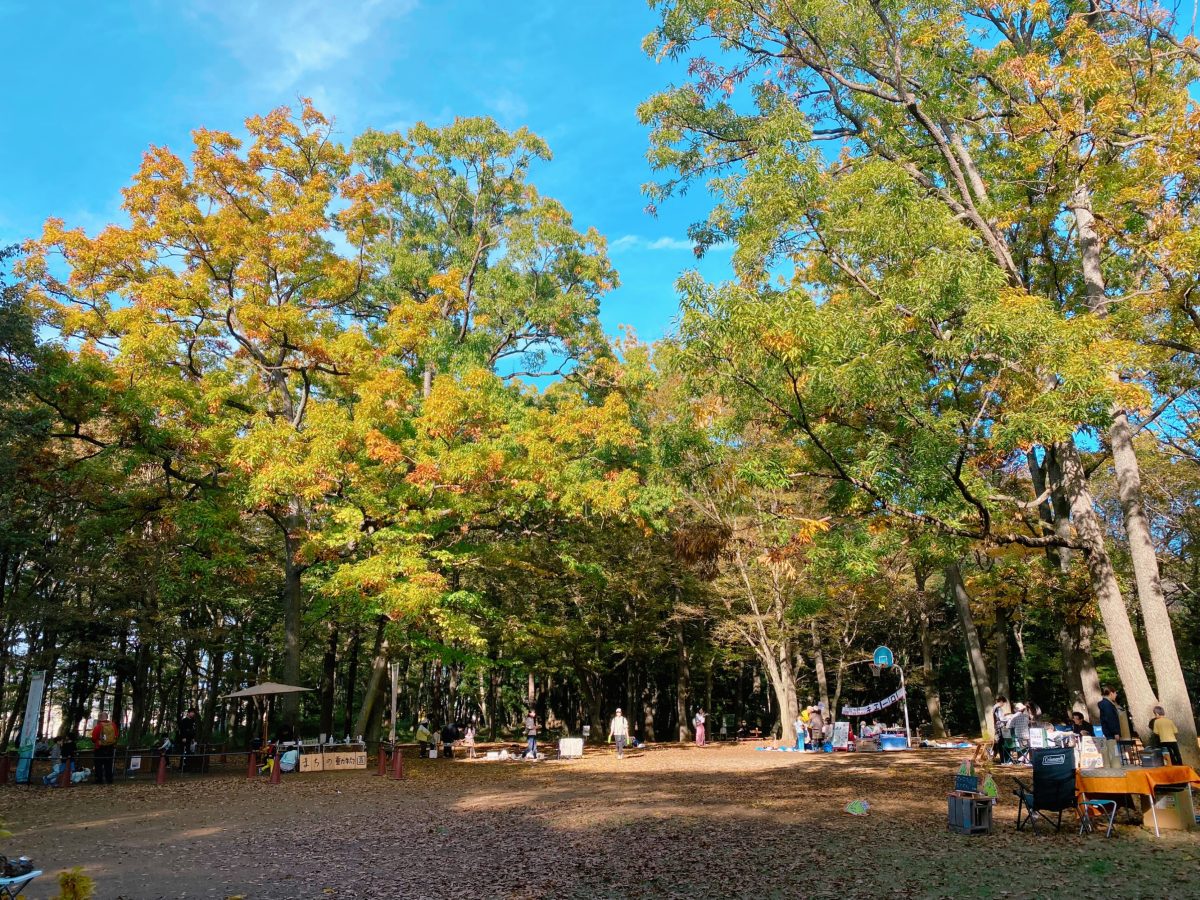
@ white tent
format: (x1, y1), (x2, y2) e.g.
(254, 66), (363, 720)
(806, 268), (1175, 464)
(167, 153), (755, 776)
(221, 682), (312, 700)
(222, 682), (312, 743)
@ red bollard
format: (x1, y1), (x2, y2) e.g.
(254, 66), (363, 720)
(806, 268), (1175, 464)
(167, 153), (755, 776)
(390, 744), (404, 780)
(269, 746), (281, 785)
(0, 753), (10, 785)
(246, 751), (258, 779)
(58, 762), (71, 788)
(156, 752), (167, 785)
(374, 745), (388, 776)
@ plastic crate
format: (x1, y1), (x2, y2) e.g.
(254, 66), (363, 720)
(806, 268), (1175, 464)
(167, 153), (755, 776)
(947, 791), (993, 835)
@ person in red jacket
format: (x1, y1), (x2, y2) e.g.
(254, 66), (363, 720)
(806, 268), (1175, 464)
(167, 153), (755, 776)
(90, 711), (119, 785)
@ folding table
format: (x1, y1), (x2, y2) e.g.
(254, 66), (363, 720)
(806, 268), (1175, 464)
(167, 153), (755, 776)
(1076, 765), (1200, 836)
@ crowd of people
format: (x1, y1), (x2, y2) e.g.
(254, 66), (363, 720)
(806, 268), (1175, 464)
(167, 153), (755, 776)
(30, 683), (1188, 785)
(989, 686), (1183, 767)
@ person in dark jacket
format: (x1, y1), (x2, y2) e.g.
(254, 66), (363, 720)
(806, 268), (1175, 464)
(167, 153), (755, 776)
(1097, 686), (1122, 767)
(1098, 687), (1120, 739)
(177, 707), (199, 770)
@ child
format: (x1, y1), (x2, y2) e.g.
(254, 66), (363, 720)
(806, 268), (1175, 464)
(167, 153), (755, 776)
(464, 722), (477, 759)
(1149, 706), (1182, 766)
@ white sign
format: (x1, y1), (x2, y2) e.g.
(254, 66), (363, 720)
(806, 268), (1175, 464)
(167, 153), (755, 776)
(559, 738), (584, 758)
(128, 755), (142, 772)
(832, 721), (850, 750)
(1029, 728), (1046, 749)
(298, 750), (367, 772)
(1078, 735), (1104, 769)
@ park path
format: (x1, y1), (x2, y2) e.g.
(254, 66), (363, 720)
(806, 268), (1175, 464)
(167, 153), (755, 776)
(1, 745), (1197, 899)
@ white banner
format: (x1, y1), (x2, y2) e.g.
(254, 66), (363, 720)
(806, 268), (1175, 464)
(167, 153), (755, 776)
(841, 687), (905, 718)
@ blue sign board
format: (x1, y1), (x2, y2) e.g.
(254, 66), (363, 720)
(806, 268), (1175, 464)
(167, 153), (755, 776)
(873, 646), (894, 668)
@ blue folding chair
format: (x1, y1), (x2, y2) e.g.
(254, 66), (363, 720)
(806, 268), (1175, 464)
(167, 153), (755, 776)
(1078, 799), (1118, 837)
(0, 869), (41, 899)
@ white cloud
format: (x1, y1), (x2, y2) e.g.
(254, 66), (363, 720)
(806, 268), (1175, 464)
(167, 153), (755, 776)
(486, 88), (529, 123)
(192, 0), (418, 94)
(609, 234), (695, 253)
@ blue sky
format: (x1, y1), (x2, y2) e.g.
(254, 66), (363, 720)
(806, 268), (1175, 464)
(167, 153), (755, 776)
(0, 0), (731, 343)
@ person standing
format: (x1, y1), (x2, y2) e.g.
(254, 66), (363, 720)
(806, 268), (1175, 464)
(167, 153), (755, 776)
(464, 721), (477, 759)
(177, 707), (198, 771)
(793, 713), (805, 751)
(90, 712), (118, 785)
(992, 695), (1010, 763)
(809, 706), (825, 750)
(1097, 685), (1122, 768)
(524, 710), (538, 760)
(693, 708), (707, 747)
(1149, 706), (1182, 766)
(608, 707), (630, 759)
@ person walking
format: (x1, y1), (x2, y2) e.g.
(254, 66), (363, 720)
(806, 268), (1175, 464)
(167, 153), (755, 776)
(693, 708), (707, 747)
(1149, 706), (1182, 766)
(1098, 686), (1122, 768)
(524, 710), (538, 760)
(609, 707), (630, 759)
(90, 712), (118, 785)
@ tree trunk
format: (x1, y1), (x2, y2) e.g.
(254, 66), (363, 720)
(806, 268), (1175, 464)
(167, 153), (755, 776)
(319, 621), (339, 738)
(810, 620), (830, 714)
(1041, 448), (1104, 720)
(341, 625), (360, 738)
(674, 620), (691, 742)
(200, 648), (224, 743)
(768, 644), (800, 744)
(281, 522), (304, 730)
(1055, 439), (1158, 745)
(1109, 413), (1200, 765)
(994, 605), (1011, 700)
(919, 608), (947, 739)
(641, 677), (658, 742)
(353, 616), (388, 740)
(488, 658), (499, 741)
(947, 563), (994, 738)
(1070, 168), (1196, 762)
(1074, 623), (1103, 722)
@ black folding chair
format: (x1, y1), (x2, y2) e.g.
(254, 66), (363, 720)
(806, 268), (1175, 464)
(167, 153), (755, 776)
(1012, 747), (1077, 833)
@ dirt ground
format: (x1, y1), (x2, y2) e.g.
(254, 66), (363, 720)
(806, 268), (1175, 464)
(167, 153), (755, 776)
(1, 744), (1197, 899)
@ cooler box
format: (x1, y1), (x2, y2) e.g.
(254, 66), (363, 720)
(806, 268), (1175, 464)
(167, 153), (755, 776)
(880, 734), (908, 751)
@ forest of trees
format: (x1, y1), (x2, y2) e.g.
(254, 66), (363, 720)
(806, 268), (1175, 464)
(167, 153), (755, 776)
(1, 0), (1199, 765)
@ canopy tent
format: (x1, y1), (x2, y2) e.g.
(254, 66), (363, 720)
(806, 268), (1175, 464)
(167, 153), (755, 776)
(222, 682), (313, 743)
(221, 682), (312, 700)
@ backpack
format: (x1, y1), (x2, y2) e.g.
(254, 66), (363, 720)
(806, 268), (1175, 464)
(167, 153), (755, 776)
(97, 721), (117, 747)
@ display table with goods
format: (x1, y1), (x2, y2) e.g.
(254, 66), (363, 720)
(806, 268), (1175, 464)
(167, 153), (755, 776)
(1076, 765), (1200, 835)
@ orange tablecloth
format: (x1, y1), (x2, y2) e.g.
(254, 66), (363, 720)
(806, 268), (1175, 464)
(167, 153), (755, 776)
(1077, 765), (1200, 798)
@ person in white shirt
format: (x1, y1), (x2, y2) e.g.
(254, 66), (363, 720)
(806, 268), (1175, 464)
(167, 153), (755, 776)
(608, 708), (630, 759)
